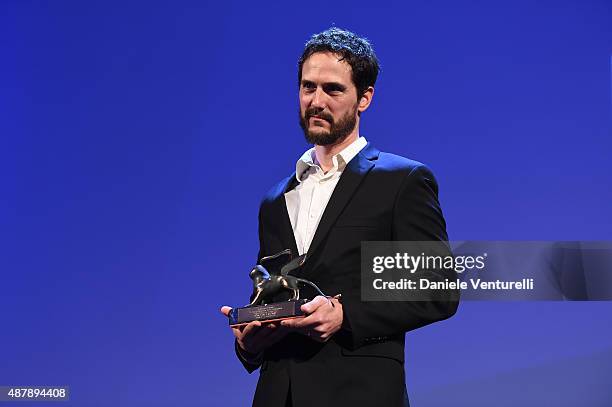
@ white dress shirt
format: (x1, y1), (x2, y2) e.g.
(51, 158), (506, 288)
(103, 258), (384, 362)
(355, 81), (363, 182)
(285, 136), (368, 255)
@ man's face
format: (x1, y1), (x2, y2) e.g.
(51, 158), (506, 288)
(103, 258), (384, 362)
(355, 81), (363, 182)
(299, 52), (360, 146)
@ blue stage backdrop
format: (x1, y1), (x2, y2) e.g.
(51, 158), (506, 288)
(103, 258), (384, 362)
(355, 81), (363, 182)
(1, 1), (611, 406)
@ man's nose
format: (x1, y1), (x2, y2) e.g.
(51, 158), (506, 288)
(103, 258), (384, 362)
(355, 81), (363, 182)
(311, 87), (326, 109)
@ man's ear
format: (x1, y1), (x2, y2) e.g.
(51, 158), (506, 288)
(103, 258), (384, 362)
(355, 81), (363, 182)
(357, 86), (374, 113)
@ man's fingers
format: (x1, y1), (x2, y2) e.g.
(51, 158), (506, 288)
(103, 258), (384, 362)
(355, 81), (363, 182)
(280, 316), (305, 329)
(240, 320), (263, 337)
(251, 323), (286, 342)
(300, 296), (330, 314)
(281, 314), (318, 329)
(220, 306), (232, 317)
(239, 322), (289, 354)
(249, 322), (278, 339)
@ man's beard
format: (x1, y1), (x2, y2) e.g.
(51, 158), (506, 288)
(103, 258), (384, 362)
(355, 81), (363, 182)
(299, 105), (357, 146)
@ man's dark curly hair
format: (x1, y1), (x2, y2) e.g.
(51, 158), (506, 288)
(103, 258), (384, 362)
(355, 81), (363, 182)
(298, 27), (380, 99)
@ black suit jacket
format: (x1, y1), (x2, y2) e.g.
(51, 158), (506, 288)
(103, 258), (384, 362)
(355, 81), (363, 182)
(239, 143), (458, 407)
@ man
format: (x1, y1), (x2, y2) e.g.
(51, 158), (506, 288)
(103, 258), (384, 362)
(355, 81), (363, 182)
(221, 27), (458, 407)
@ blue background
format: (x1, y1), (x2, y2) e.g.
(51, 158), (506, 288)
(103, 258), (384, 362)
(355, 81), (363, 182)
(1, 1), (611, 405)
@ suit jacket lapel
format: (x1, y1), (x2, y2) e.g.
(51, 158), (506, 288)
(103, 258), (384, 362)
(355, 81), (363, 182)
(273, 173), (299, 259)
(305, 143), (379, 263)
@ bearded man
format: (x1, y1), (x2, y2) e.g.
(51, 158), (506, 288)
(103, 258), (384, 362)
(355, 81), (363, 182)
(221, 27), (458, 407)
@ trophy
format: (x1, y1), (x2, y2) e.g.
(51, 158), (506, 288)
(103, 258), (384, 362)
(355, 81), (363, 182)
(228, 249), (330, 327)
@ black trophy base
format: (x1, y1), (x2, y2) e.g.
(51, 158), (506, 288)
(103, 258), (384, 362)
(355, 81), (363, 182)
(229, 299), (308, 327)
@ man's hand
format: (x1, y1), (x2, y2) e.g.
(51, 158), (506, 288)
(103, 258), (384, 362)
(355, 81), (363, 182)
(220, 306), (290, 355)
(280, 296), (343, 342)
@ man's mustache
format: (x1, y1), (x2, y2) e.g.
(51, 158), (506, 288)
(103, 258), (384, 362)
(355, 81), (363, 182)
(305, 109), (333, 123)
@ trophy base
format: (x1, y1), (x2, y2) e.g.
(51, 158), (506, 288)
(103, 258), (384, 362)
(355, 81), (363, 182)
(228, 299), (308, 327)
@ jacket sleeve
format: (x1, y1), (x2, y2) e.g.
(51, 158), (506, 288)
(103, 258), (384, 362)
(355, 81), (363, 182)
(233, 204), (266, 373)
(341, 165), (459, 349)
(235, 339), (263, 373)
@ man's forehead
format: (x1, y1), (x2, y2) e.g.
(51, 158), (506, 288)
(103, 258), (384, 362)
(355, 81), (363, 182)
(301, 51), (352, 81)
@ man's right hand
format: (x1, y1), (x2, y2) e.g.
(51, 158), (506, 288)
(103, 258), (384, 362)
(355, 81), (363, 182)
(220, 306), (289, 356)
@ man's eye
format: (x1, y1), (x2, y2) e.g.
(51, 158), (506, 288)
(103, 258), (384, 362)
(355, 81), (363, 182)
(324, 86), (343, 94)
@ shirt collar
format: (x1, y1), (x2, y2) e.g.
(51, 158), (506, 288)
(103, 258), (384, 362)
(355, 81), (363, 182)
(295, 136), (368, 182)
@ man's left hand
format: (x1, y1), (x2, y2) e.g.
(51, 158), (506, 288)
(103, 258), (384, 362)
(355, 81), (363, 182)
(281, 295), (343, 342)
